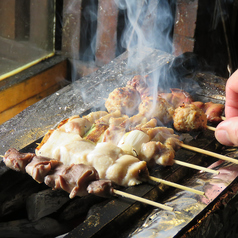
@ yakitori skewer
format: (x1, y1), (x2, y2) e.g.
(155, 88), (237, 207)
(2, 149), (173, 211)
(174, 159), (219, 174)
(149, 176), (204, 195)
(181, 143), (238, 164)
(113, 189), (173, 211)
(35, 129), (206, 195)
(206, 125), (216, 132)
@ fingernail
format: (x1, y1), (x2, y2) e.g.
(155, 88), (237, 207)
(215, 129), (233, 146)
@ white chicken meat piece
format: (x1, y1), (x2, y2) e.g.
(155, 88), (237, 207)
(95, 110), (121, 125)
(106, 154), (148, 186)
(58, 111), (108, 137)
(102, 124), (126, 145)
(87, 142), (124, 179)
(36, 130), (95, 166)
(58, 115), (92, 137)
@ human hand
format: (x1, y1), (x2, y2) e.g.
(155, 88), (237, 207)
(215, 69), (238, 146)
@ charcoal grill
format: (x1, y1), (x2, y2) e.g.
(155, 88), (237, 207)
(1, 48), (238, 238)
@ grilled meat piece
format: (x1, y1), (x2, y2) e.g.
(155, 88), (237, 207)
(138, 96), (174, 125)
(3, 149), (113, 199)
(127, 75), (152, 97)
(58, 115), (92, 137)
(25, 156), (60, 183)
(57, 111), (108, 137)
(36, 130), (95, 166)
(138, 127), (181, 166)
(3, 148), (35, 173)
(105, 86), (141, 116)
(45, 163), (99, 198)
(173, 104), (207, 132)
(119, 113), (148, 131)
(102, 124), (126, 145)
(139, 141), (175, 167)
(87, 142), (123, 179)
(84, 124), (109, 143)
(160, 88), (193, 108)
(192, 101), (224, 123)
(95, 110), (121, 125)
(106, 154), (149, 186)
(87, 180), (113, 198)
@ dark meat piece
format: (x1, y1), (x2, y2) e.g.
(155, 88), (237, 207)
(3, 149), (113, 199)
(192, 101), (224, 123)
(25, 156), (61, 183)
(3, 148), (35, 173)
(160, 88), (193, 108)
(87, 180), (113, 198)
(203, 102), (225, 123)
(44, 163), (99, 198)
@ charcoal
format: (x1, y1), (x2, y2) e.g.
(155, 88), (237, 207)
(58, 194), (106, 221)
(0, 176), (44, 218)
(26, 189), (70, 221)
(0, 217), (70, 238)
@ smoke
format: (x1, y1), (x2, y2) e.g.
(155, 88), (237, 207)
(115, 0), (175, 70)
(65, 0), (177, 112)
(80, 0), (98, 62)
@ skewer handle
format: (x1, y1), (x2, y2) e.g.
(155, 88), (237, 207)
(206, 125), (216, 131)
(112, 189), (173, 211)
(221, 116), (226, 121)
(181, 143), (238, 164)
(174, 160), (219, 174)
(149, 176), (204, 196)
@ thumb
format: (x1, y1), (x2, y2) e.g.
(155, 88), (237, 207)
(215, 117), (238, 146)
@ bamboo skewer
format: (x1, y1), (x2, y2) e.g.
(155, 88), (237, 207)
(149, 176), (204, 195)
(206, 125), (216, 131)
(174, 159), (219, 174)
(221, 116), (226, 120)
(181, 143), (238, 164)
(113, 188), (173, 211)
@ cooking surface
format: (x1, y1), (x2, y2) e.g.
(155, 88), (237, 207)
(0, 48), (236, 238)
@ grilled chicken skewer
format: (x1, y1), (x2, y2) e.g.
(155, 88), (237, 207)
(127, 75), (225, 124)
(38, 111), (219, 176)
(34, 125), (205, 195)
(3, 148), (173, 211)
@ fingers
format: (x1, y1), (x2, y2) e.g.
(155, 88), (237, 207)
(215, 117), (238, 146)
(225, 69), (238, 118)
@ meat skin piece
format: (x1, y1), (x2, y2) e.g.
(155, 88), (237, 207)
(192, 101), (224, 123)
(25, 156), (61, 183)
(203, 102), (225, 123)
(87, 180), (113, 198)
(3, 148), (35, 173)
(44, 163), (99, 198)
